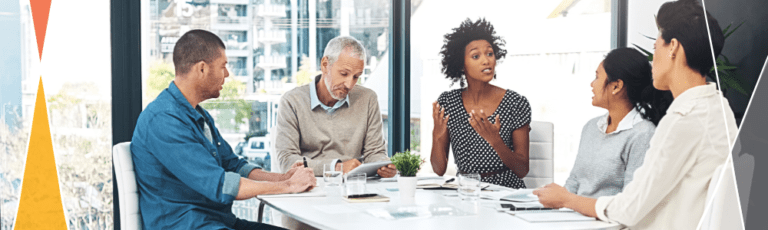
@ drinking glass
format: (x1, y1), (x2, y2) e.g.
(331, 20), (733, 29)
(458, 173), (481, 201)
(323, 163), (343, 186)
(344, 172), (367, 197)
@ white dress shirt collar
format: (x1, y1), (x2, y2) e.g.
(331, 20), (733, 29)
(596, 107), (644, 134)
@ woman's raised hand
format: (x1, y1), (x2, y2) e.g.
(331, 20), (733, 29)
(432, 101), (450, 140)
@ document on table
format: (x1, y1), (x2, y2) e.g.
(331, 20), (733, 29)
(481, 189), (539, 202)
(256, 186), (325, 198)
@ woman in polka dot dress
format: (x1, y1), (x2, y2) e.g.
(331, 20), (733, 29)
(430, 18), (531, 189)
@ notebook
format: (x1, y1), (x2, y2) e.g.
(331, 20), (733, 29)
(417, 178), (459, 189)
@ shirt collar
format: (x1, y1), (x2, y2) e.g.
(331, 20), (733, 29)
(168, 81), (204, 122)
(309, 74), (349, 113)
(596, 107), (644, 134)
(667, 83), (718, 116)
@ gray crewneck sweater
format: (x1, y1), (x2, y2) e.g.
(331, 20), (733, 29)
(275, 76), (390, 176)
(564, 112), (655, 198)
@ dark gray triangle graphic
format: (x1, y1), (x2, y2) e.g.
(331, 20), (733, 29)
(739, 57), (768, 229)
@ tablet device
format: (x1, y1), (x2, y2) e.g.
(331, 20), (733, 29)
(346, 160), (392, 177)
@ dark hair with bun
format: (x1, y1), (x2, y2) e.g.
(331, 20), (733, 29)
(656, 0), (724, 76)
(603, 48), (673, 126)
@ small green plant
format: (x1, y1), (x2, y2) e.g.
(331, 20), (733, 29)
(390, 149), (424, 177)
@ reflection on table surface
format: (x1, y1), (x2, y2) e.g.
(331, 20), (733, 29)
(256, 177), (622, 230)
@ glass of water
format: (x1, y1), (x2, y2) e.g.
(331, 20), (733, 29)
(458, 173), (481, 201)
(344, 172), (367, 197)
(323, 163), (343, 186)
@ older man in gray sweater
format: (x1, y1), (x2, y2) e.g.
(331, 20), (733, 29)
(275, 36), (397, 178)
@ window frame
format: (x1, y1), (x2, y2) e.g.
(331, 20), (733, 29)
(110, 0), (627, 228)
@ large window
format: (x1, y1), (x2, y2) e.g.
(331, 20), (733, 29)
(141, 0), (391, 223)
(0, 1), (31, 229)
(412, 0), (613, 185)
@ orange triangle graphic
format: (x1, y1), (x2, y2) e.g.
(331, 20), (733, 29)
(30, 0), (52, 60)
(14, 77), (67, 229)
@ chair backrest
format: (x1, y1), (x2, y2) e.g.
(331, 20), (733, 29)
(113, 142), (142, 230)
(701, 157), (744, 230)
(523, 121), (554, 188)
(269, 127), (281, 173)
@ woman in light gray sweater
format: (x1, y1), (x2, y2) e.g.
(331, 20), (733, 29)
(564, 48), (673, 198)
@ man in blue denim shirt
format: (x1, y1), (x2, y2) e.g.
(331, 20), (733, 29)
(131, 30), (316, 230)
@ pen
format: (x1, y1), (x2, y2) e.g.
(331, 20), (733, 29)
(303, 157), (308, 168)
(346, 193), (378, 198)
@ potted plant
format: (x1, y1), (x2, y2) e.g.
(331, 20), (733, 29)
(390, 149), (424, 203)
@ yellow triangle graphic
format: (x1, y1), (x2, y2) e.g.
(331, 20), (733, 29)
(14, 77), (67, 229)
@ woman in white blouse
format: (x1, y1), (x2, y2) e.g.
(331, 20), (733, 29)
(534, 0), (738, 229)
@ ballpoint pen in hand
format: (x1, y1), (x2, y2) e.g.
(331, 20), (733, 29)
(303, 157), (308, 168)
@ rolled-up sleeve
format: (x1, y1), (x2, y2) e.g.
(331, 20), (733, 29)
(222, 172), (242, 198)
(237, 163), (261, 177)
(595, 196), (617, 223)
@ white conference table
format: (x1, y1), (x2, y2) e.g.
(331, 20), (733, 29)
(256, 178), (621, 230)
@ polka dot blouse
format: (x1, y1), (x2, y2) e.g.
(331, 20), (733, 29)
(438, 89), (532, 188)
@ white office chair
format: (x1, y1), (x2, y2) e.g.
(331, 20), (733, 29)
(266, 127), (285, 225)
(113, 142), (142, 230)
(524, 121), (554, 188)
(700, 156), (744, 230)
(269, 126), (282, 173)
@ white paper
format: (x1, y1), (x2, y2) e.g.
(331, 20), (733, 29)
(480, 190), (516, 200)
(500, 189), (539, 202)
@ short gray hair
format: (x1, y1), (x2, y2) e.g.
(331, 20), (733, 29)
(322, 36), (366, 66)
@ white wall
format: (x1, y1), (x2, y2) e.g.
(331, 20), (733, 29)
(627, 0), (670, 53)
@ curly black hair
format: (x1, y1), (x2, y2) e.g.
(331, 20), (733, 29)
(439, 18), (507, 88)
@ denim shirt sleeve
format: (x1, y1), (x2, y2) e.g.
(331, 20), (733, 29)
(216, 134), (260, 177)
(139, 113), (240, 204)
(202, 110), (261, 178)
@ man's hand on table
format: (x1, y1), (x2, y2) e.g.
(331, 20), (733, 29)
(280, 162), (305, 181)
(285, 166), (316, 193)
